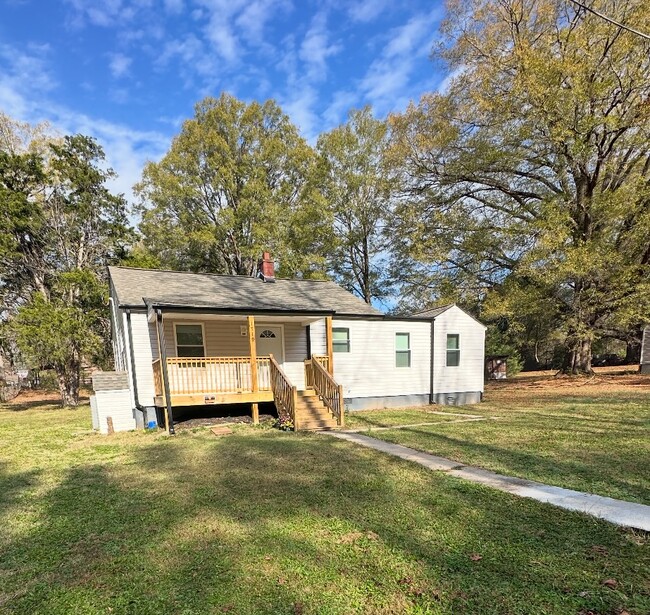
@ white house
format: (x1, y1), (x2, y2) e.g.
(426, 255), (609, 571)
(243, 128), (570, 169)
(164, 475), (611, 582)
(104, 254), (486, 433)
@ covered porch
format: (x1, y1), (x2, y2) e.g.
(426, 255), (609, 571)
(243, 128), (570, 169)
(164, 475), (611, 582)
(149, 307), (338, 433)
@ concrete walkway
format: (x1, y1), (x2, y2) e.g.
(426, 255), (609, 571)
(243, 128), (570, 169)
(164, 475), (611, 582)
(326, 431), (650, 531)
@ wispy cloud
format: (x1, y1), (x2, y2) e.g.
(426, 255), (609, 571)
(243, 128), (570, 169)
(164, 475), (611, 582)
(357, 10), (442, 114)
(348, 0), (391, 23)
(108, 52), (132, 78)
(299, 11), (341, 82)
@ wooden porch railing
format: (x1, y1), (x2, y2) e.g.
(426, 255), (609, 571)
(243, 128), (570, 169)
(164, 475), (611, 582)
(153, 356), (272, 397)
(269, 354), (298, 430)
(305, 357), (345, 427)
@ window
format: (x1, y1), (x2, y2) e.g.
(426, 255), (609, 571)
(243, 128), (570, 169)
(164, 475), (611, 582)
(332, 327), (350, 352)
(259, 329), (276, 338)
(395, 332), (411, 367)
(446, 334), (460, 367)
(175, 324), (205, 358)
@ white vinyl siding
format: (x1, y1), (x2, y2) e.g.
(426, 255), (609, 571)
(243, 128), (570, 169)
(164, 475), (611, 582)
(110, 285), (127, 372)
(309, 319), (327, 355)
(432, 307), (485, 395)
(119, 310), (157, 408)
(332, 319), (431, 398)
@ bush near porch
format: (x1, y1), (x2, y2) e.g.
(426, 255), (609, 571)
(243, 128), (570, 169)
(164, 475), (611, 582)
(0, 392), (649, 614)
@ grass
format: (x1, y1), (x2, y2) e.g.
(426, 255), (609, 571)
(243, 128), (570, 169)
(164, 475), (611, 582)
(1, 399), (649, 614)
(345, 409), (470, 430)
(350, 380), (650, 505)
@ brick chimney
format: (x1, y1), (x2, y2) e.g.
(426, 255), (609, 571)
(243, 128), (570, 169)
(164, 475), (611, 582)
(258, 251), (276, 283)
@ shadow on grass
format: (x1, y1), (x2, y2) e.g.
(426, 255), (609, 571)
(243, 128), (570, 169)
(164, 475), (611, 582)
(371, 421), (650, 504)
(0, 432), (648, 614)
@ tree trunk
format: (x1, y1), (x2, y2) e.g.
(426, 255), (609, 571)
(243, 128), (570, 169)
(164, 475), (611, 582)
(561, 333), (593, 375)
(625, 339), (641, 364)
(56, 365), (80, 407)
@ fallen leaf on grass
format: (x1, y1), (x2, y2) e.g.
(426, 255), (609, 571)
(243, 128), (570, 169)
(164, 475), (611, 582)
(469, 553), (482, 561)
(601, 578), (618, 589)
(278, 577), (287, 585)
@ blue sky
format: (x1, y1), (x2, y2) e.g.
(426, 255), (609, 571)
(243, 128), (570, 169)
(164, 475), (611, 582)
(0, 0), (448, 200)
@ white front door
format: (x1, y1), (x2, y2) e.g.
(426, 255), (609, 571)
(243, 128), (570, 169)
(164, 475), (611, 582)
(256, 325), (284, 363)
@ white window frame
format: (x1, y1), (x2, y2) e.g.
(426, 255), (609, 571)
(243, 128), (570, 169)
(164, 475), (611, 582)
(173, 322), (206, 358)
(395, 332), (411, 368)
(446, 334), (460, 367)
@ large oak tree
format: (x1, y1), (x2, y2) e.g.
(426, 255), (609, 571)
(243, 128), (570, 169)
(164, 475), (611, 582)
(390, 0), (650, 372)
(136, 94), (331, 278)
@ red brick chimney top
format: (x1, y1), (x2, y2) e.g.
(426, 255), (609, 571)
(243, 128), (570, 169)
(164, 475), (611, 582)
(258, 252), (275, 282)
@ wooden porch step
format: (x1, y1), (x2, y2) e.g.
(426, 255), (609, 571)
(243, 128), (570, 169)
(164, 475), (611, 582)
(298, 418), (338, 431)
(294, 390), (338, 431)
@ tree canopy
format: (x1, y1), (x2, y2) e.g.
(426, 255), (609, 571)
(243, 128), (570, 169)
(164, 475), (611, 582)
(389, 0), (650, 372)
(0, 121), (131, 405)
(136, 93), (332, 278)
(316, 107), (395, 304)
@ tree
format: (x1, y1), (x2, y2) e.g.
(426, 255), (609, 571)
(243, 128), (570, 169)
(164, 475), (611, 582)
(0, 129), (131, 405)
(136, 93), (331, 278)
(390, 0), (650, 373)
(316, 107), (395, 304)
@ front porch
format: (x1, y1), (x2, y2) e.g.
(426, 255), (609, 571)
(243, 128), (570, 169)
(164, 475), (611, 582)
(150, 310), (342, 433)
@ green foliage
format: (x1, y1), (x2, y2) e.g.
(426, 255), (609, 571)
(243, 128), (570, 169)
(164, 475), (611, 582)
(316, 106), (395, 303)
(485, 327), (523, 376)
(136, 93), (331, 278)
(390, 0), (650, 373)
(0, 120), (131, 405)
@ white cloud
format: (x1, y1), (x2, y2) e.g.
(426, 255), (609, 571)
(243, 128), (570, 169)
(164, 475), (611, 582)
(108, 52), (132, 78)
(323, 90), (359, 126)
(280, 85), (319, 143)
(0, 43), (169, 203)
(163, 0), (184, 14)
(348, 0), (390, 23)
(356, 10), (442, 114)
(299, 11), (341, 82)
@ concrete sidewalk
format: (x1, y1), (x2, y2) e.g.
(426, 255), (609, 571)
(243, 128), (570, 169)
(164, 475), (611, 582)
(326, 431), (650, 531)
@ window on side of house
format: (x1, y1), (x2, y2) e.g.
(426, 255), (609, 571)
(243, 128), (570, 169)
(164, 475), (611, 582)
(395, 332), (411, 367)
(175, 323), (205, 358)
(332, 327), (350, 352)
(446, 334), (460, 367)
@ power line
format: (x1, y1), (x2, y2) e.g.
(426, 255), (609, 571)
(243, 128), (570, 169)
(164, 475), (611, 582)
(567, 0), (650, 41)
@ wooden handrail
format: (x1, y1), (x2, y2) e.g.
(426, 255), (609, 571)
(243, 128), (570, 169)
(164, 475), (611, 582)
(155, 356), (271, 395)
(269, 354), (298, 430)
(307, 357), (345, 427)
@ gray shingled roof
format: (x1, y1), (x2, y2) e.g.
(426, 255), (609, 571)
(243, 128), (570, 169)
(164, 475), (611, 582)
(410, 303), (486, 328)
(410, 304), (454, 319)
(108, 266), (383, 316)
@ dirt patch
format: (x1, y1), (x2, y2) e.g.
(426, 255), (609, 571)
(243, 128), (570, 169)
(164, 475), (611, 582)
(174, 414), (275, 430)
(5, 388), (91, 410)
(488, 369), (650, 399)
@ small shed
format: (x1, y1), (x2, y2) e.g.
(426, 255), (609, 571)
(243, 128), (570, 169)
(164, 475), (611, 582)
(485, 355), (508, 380)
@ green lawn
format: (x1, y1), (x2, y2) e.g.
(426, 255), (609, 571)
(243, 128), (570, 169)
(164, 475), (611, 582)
(350, 384), (650, 505)
(1, 400), (649, 614)
(345, 408), (471, 430)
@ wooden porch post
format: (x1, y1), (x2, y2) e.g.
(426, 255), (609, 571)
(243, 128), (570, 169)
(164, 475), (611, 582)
(248, 315), (259, 424)
(325, 315), (334, 375)
(156, 310), (175, 435)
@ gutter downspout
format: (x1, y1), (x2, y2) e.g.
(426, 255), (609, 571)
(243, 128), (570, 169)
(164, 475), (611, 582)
(429, 319), (435, 405)
(125, 309), (143, 412)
